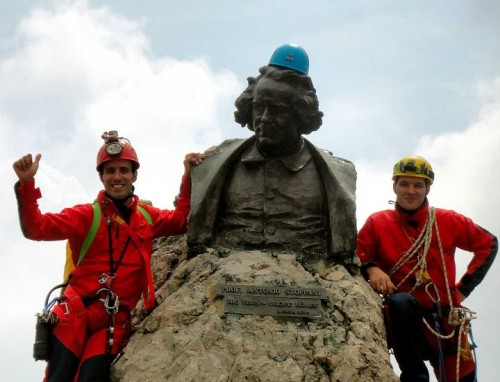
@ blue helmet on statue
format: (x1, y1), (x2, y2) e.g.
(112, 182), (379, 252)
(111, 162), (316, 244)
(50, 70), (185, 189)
(268, 43), (309, 75)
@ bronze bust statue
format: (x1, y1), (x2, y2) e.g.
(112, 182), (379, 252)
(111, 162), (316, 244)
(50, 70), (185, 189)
(188, 44), (357, 268)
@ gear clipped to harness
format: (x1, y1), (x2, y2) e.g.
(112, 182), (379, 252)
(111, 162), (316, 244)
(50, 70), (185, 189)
(33, 283), (67, 361)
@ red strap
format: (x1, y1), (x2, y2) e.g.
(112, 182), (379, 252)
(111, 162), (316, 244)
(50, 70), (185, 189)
(117, 224), (155, 310)
(62, 284), (87, 314)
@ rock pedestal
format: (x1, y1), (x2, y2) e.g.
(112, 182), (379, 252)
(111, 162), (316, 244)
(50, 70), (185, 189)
(111, 246), (397, 382)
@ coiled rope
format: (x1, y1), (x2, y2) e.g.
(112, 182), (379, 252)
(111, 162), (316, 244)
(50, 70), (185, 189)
(388, 207), (476, 381)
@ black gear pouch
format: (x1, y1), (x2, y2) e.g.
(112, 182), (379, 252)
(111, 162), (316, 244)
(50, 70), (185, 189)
(32, 283), (68, 361)
(33, 313), (52, 361)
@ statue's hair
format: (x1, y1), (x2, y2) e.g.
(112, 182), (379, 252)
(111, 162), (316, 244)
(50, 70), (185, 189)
(234, 65), (323, 135)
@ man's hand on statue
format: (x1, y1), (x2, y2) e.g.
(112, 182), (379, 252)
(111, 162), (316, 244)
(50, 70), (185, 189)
(367, 266), (396, 296)
(13, 153), (41, 185)
(183, 152), (205, 177)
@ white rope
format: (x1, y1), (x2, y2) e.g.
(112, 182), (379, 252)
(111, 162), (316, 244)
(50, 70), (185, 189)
(389, 207), (477, 380)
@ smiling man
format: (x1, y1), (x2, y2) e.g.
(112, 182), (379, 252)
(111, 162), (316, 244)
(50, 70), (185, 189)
(13, 131), (203, 382)
(100, 159), (137, 199)
(357, 156), (497, 382)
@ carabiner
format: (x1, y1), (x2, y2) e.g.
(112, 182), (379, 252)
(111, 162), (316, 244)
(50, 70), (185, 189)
(96, 288), (120, 315)
(98, 272), (116, 287)
(425, 282), (442, 319)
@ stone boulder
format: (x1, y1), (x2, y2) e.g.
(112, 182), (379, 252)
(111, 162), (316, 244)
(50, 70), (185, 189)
(111, 242), (397, 382)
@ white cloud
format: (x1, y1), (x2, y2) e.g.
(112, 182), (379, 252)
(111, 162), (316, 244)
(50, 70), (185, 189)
(0, 0), (240, 204)
(417, 81), (500, 382)
(418, 77), (500, 228)
(356, 75), (500, 241)
(0, 2), (240, 380)
(1, 1), (499, 380)
(355, 76), (500, 382)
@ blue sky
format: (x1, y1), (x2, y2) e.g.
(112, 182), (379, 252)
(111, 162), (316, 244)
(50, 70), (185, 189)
(1, 1), (499, 381)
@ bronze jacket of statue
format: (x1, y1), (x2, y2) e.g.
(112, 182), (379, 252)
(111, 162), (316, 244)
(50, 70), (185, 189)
(187, 136), (357, 266)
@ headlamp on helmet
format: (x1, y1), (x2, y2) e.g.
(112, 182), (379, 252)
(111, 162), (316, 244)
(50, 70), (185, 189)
(96, 131), (139, 171)
(392, 156), (434, 184)
(102, 131), (130, 156)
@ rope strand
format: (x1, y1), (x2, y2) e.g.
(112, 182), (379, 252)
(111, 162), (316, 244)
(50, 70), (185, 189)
(389, 207), (477, 380)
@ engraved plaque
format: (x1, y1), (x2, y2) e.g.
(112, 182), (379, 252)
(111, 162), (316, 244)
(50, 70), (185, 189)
(216, 283), (327, 318)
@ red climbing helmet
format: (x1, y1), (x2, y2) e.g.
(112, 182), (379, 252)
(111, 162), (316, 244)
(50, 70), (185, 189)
(96, 131), (140, 171)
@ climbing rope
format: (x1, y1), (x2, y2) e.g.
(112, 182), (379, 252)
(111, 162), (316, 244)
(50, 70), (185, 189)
(389, 207), (477, 381)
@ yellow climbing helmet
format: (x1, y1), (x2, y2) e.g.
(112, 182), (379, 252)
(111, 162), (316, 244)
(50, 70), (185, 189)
(392, 156), (434, 184)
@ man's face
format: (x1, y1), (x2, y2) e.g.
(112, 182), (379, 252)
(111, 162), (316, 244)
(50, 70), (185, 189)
(100, 159), (137, 200)
(393, 176), (429, 211)
(252, 77), (301, 156)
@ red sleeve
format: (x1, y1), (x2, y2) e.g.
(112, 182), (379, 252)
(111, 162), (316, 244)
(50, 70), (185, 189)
(452, 211), (498, 297)
(356, 215), (380, 279)
(357, 217), (376, 262)
(14, 180), (92, 241)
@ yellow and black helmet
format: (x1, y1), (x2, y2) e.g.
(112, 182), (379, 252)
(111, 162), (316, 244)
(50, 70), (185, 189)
(392, 156), (434, 184)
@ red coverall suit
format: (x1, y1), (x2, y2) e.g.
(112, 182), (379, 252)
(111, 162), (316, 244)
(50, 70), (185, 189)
(357, 201), (497, 382)
(15, 176), (191, 381)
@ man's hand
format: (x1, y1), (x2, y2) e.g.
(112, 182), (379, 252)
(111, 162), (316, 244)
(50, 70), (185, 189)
(183, 152), (205, 177)
(367, 266), (397, 296)
(13, 153), (42, 185)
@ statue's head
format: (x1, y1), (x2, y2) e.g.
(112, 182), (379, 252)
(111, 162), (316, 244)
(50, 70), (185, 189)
(234, 48), (323, 154)
(234, 65), (323, 156)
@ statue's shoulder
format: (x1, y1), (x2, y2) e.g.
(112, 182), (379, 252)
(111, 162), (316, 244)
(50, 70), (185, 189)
(318, 148), (354, 167)
(305, 140), (355, 173)
(203, 138), (250, 157)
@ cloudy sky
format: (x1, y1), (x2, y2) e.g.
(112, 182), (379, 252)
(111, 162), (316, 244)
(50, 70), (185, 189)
(1, 1), (499, 380)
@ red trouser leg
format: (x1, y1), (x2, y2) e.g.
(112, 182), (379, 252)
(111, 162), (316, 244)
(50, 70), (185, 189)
(44, 285), (89, 381)
(74, 317), (129, 382)
(44, 315), (130, 382)
(425, 318), (476, 381)
(43, 285), (131, 382)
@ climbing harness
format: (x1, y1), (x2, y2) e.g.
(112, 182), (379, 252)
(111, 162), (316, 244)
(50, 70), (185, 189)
(388, 206), (477, 381)
(64, 202), (151, 283)
(94, 204), (154, 352)
(97, 210), (132, 353)
(38, 201), (152, 357)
